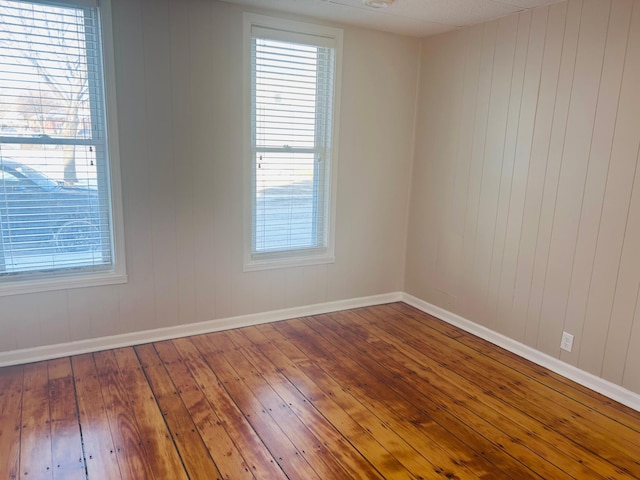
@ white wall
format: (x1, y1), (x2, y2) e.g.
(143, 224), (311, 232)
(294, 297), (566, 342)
(0, 0), (418, 352)
(406, 0), (640, 394)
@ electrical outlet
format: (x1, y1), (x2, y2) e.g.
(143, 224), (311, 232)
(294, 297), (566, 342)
(560, 331), (574, 352)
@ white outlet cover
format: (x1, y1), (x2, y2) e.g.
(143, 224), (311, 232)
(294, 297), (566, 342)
(561, 332), (574, 352)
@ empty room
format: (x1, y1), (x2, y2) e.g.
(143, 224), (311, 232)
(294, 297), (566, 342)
(1, 0), (640, 478)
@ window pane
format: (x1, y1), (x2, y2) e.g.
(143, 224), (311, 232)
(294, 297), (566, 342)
(0, 146), (111, 274)
(0, 0), (98, 141)
(254, 151), (318, 252)
(255, 39), (319, 150)
(0, 0), (113, 277)
(251, 35), (333, 257)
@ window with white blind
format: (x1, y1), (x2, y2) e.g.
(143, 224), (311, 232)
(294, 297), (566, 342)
(0, 0), (126, 294)
(245, 14), (342, 270)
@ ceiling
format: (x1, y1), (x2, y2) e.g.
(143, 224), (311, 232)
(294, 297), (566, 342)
(219, 0), (566, 37)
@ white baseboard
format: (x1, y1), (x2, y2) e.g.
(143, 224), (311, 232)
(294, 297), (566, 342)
(0, 291), (403, 367)
(1, 289), (638, 413)
(401, 293), (640, 413)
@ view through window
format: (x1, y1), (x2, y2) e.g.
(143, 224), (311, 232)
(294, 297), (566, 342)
(250, 22), (338, 265)
(0, 0), (114, 279)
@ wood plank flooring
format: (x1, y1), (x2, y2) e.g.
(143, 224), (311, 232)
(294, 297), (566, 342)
(1, 302), (639, 479)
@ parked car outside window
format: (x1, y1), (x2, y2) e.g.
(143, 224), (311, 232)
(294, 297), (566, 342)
(0, 158), (102, 259)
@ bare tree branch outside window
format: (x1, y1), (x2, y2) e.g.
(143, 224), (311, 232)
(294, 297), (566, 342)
(0, 0), (92, 184)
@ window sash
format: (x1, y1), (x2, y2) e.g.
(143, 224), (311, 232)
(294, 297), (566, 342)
(0, 0), (115, 279)
(250, 32), (335, 259)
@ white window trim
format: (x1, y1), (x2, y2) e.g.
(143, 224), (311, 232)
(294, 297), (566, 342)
(242, 13), (342, 272)
(0, 0), (127, 296)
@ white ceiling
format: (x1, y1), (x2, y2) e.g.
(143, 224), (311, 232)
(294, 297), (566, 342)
(219, 0), (566, 37)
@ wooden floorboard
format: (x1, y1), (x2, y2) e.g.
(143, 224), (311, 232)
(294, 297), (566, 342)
(0, 365), (22, 480)
(48, 358), (85, 480)
(20, 362), (54, 479)
(1, 302), (639, 479)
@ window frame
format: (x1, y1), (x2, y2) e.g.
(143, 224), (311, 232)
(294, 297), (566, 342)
(0, 0), (127, 296)
(243, 13), (342, 272)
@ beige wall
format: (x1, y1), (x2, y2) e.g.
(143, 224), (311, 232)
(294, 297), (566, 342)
(0, 0), (417, 352)
(406, 0), (640, 394)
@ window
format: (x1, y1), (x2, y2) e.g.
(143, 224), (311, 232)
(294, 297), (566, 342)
(0, 0), (126, 294)
(245, 14), (342, 270)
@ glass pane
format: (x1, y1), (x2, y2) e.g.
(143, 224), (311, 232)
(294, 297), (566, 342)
(0, 145), (111, 274)
(254, 151), (318, 253)
(252, 35), (334, 256)
(0, 1), (112, 276)
(254, 39), (319, 150)
(0, 0), (97, 141)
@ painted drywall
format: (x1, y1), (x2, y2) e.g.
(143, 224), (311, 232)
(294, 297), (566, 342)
(0, 0), (417, 352)
(406, 0), (640, 394)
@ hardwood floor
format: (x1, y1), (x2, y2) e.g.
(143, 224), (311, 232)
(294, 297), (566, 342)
(1, 302), (639, 479)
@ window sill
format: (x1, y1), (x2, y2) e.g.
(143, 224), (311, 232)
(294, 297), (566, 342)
(0, 270), (128, 297)
(244, 252), (335, 272)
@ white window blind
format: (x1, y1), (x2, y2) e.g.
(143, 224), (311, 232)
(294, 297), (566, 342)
(0, 0), (114, 279)
(250, 24), (337, 261)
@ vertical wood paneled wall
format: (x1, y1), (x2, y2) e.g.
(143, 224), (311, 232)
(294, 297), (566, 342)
(0, 1), (418, 356)
(406, 0), (640, 394)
